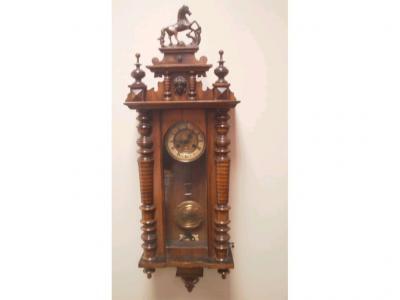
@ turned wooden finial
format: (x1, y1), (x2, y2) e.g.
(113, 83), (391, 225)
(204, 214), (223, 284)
(219, 49), (224, 61)
(213, 50), (230, 99)
(214, 50), (229, 83)
(132, 53), (146, 83)
(127, 52), (147, 102)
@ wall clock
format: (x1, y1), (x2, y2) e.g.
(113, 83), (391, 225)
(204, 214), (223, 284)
(124, 5), (240, 292)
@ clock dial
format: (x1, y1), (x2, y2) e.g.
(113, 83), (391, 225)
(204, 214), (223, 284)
(165, 121), (205, 162)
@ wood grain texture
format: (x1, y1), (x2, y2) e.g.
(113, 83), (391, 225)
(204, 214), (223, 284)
(188, 72), (196, 100)
(137, 110), (157, 262)
(152, 111), (165, 257)
(125, 99), (239, 110)
(206, 110), (217, 258)
(138, 247), (234, 269)
(163, 72), (172, 100)
(214, 109), (231, 262)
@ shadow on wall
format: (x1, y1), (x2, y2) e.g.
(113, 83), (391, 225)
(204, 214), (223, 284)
(150, 268), (231, 300)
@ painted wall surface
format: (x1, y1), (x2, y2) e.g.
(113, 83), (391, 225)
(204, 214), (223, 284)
(113, 0), (287, 299)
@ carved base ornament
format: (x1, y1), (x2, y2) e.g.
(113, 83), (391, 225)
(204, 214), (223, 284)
(124, 6), (240, 292)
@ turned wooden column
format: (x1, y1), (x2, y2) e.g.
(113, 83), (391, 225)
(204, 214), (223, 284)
(188, 71), (196, 100)
(214, 109), (231, 262)
(164, 72), (172, 100)
(136, 110), (157, 264)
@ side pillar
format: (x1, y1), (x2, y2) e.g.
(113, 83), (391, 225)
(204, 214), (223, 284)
(136, 110), (156, 278)
(214, 109), (231, 264)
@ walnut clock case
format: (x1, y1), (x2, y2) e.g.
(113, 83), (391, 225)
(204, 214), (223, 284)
(124, 6), (240, 292)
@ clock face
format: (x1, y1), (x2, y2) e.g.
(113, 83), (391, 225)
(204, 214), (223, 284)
(165, 121), (205, 163)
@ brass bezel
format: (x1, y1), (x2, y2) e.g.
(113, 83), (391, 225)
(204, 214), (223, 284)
(174, 200), (203, 230)
(165, 121), (206, 163)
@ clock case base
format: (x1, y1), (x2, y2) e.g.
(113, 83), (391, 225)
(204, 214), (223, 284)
(139, 246), (234, 292)
(138, 245), (234, 269)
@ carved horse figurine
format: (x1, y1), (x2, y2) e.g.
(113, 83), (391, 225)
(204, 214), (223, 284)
(159, 5), (201, 47)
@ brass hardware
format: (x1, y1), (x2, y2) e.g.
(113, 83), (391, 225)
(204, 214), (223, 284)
(179, 233), (199, 241)
(165, 121), (206, 163)
(174, 200), (203, 230)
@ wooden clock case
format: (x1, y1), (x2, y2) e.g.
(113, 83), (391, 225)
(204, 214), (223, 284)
(124, 6), (240, 292)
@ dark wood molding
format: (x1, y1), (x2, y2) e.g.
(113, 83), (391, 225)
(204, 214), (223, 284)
(125, 100), (240, 110)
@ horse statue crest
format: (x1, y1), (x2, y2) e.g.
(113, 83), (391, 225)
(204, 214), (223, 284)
(158, 5), (202, 47)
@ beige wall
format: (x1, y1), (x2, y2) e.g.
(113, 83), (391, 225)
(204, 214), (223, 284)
(113, 0), (287, 299)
